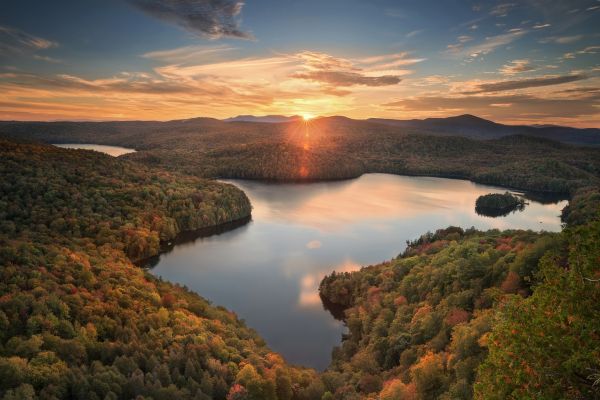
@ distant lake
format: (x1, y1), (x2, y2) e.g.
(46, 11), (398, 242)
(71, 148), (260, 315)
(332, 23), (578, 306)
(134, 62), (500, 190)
(54, 143), (136, 157)
(148, 174), (567, 370)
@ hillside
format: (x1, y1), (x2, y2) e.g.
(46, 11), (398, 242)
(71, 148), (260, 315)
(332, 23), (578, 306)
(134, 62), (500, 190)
(2, 115), (599, 148)
(319, 216), (600, 399)
(2, 117), (599, 196)
(1, 135), (599, 399)
(368, 114), (600, 146)
(0, 140), (325, 399)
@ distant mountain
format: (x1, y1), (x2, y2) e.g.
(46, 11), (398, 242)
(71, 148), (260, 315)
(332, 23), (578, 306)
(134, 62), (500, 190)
(1, 113), (598, 147)
(367, 114), (600, 146)
(224, 115), (302, 123)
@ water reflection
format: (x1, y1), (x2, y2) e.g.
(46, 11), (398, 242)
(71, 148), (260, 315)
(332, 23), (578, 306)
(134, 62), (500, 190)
(53, 143), (136, 157)
(150, 174), (567, 370)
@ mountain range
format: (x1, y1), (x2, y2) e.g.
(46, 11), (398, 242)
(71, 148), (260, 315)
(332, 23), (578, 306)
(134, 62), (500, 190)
(1, 114), (599, 147)
(223, 113), (600, 146)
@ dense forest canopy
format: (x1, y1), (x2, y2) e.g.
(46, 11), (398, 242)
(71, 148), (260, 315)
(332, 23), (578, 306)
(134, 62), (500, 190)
(0, 122), (599, 400)
(319, 218), (600, 399)
(0, 140), (326, 399)
(2, 118), (600, 195)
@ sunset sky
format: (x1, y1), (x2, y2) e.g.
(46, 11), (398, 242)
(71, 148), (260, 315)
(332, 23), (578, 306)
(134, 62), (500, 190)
(1, 0), (599, 126)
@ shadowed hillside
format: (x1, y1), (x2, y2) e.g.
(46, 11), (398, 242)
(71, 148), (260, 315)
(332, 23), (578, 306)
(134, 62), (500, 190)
(2, 117), (599, 196)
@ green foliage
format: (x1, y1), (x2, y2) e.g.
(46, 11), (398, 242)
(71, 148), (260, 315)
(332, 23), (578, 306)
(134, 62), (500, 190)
(475, 192), (525, 217)
(1, 126), (599, 400)
(0, 140), (320, 399)
(319, 227), (558, 399)
(0, 139), (251, 261)
(475, 218), (600, 399)
(2, 119), (599, 195)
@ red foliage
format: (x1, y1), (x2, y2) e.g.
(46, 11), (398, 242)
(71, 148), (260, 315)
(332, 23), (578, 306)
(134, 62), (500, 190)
(161, 292), (176, 308)
(394, 295), (408, 306)
(500, 271), (521, 294)
(445, 308), (470, 326)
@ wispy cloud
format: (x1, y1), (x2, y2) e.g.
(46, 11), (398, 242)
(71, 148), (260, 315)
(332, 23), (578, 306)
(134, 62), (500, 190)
(490, 3), (517, 17)
(466, 74), (588, 93)
(446, 29), (527, 59)
(0, 49), (419, 120)
(540, 35), (584, 44)
(290, 51), (416, 89)
(563, 45), (600, 59)
(126, 0), (252, 39)
(0, 25), (57, 55)
(383, 91), (600, 121)
(141, 44), (236, 63)
(291, 70), (401, 87)
(32, 54), (63, 64)
(499, 59), (536, 75)
(405, 29), (423, 38)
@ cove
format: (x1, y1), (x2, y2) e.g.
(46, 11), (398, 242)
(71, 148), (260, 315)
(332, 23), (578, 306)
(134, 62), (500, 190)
(148, 173), (567, 370)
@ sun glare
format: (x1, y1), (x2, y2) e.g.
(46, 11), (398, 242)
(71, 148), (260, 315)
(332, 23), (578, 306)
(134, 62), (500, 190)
(302, 113), (315, 121)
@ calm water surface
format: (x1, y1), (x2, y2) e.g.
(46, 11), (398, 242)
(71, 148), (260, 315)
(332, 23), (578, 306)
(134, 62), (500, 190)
(54, 143), (136, 156)
(150, 174), (566, 370)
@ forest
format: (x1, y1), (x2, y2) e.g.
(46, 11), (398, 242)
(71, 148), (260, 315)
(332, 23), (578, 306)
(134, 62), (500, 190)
(0, 129), (599, 399)
(2, 118), (600, 195)
(0, 140), (325, 399)
(319, 218), (600, 399)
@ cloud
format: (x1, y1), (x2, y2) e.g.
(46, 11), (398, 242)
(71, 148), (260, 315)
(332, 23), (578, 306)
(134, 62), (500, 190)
(32, 55), (63, 64)
(406, 29), (424, 38)
(467, 74), (588, 93)
(563, 46), (600, 59)
(540, 35), (584, 44)
(141, 44), (236, 63)
(490, 3), (517, 17)
(446, 29), (527, 59)
(383, 91), (600, 120)
(126, 0), (251, 39)
(0, 49), (414, 120)
(289, 51), (411, 89)
(291, 70), (401, 87)
(0, 25), (57, 55)
(499, 59), (536, 75)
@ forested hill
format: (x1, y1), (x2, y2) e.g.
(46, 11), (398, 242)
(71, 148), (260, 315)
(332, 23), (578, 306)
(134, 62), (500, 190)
(0, 139), (252, 261)
(1, 114), (599, 147)
(367, 114), (600, 146)
(3, 117), (599, 195)
(319, 211), (600, 399)
(308, 131), (600, 399)
(0, 139), (325, 399)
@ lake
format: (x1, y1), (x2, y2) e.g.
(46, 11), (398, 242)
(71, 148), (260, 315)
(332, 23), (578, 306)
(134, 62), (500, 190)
(149, 174), (566, 370)
(54, 143), (136, 157)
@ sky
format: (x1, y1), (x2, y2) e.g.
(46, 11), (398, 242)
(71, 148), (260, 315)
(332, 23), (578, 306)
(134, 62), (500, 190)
(1, 0), (599, 126)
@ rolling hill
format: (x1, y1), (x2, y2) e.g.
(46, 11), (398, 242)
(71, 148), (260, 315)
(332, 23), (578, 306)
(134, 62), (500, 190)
(367, 114), (600, 146)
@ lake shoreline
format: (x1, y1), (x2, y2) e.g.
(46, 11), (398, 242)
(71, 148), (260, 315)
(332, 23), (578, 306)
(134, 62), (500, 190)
(149, 174), (567, 369)
(214, 170), (573, 198)
(134, 214), (252, 268)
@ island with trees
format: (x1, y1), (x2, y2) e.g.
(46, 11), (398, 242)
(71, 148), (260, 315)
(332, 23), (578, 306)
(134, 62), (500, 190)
(475, 192), (526, 217)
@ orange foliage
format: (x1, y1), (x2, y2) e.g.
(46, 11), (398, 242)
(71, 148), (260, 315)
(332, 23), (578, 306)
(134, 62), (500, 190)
(445, 308), (470, 326)
(394, 295), (408, 306)
(500, 271), (521, 293)
(411, 304), (432, 325)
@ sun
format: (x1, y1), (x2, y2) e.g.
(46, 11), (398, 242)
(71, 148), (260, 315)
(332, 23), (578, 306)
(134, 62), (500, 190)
(301, 113), (315, 121)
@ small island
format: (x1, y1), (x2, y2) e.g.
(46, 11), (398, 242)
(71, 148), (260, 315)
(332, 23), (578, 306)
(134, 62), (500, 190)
(475, 192), (527, 217)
